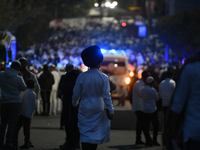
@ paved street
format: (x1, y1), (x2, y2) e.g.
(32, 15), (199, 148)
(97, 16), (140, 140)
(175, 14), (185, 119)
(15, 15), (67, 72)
(16, 100), (164, 150)
(17, 115), (163, 150)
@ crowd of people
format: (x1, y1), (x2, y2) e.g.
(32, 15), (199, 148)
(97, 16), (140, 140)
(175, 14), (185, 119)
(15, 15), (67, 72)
(16, 20), (183, 74)
(0, 20), (199, 150)
(0, 45), (200, 150)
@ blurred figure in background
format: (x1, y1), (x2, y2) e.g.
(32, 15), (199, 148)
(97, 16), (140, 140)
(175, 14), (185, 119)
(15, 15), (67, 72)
(49, 64), (60, 115)
(36, 66), (43, 115)
(117, 84), (127, 106)
(159, 70), (176, 119)
(38, 64), (54, 116)
(59, 62), (82, 150)
(132, 71), (151, 145)
(140, 76), (160, 146)
(19, 57), (40, 96)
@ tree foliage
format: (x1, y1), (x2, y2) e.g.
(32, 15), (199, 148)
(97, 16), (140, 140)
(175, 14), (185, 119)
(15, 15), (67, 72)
(156, 10), (200, 54)
(0, 0), (95, 48)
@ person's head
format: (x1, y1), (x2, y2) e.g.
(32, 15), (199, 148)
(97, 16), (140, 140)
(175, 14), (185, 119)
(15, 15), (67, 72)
(43, 64), (49, 71)
(81, 45), (103, 68)
(38, 66), (43, 73)
(19, 57), (27, 71)
(11, 60), (21, 71)
(145, 76), (154, 86)
(65, 62), (74, 72)
(26, 78), (34, 89)
(50, 64), (56, 72)
(166, 70), (173, 78)
(141, 71), (151, 82)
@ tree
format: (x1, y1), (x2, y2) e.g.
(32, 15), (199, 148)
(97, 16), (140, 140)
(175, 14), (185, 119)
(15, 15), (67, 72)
(0, 0), (95, 48)
(156, 10), (200, 55)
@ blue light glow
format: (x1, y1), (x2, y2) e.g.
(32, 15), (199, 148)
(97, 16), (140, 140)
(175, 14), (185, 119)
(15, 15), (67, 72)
(138, 26), (147, 37)
(101, 49), (126, 55)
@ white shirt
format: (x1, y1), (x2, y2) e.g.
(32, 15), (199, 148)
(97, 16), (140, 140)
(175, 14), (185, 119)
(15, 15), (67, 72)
(171, 62), (200, 142)
(19, 89), (36, 118)
(72, 68), (114, 144)
(51, 70), (60, 91)
(159, 78), (176, 107)
(140, 85), (159, 113)
(132, 79), (145, 112)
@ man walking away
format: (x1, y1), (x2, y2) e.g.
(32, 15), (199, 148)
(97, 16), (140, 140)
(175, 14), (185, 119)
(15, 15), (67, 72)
(39, 64), (54, 116)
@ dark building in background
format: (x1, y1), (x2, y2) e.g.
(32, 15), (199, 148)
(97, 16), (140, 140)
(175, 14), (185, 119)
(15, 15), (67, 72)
(168, 0), (200, 15)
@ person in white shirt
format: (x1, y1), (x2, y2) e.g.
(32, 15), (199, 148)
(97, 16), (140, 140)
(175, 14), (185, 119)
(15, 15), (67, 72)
(12, 79), (36, 149)
(132, 71), (151, 145)
(36, 66), (43, 115)
(140, 76), (160, 146)
(50, 64), (60, 115)
(159, 70), (176, 118)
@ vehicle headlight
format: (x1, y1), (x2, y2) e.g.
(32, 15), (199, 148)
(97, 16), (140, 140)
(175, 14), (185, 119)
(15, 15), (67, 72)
(125, 77), (131, 85)
(129, 71), (134, 77)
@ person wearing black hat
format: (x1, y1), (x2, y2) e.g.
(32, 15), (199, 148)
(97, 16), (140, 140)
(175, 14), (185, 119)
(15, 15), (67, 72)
(72, 45), (114, 150)
(0, 60), (26, 149)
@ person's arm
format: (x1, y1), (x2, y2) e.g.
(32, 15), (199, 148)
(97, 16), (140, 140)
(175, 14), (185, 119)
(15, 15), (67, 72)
(18, 77), (27, 91)
(102, 77), (114, 119)
(31, 74), (40, 95)
(153, 88), (159, 101)
(72, 75), (81, 107)
(158, 85), (163, 99)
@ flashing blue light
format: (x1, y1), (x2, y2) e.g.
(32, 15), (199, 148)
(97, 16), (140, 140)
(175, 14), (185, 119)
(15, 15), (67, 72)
(110, 49), (116, 54)
(138, 26), (147, 37)
(57, 63), (63, 69)
(101, 49), (107, 54)
(101, 48), (126, 55)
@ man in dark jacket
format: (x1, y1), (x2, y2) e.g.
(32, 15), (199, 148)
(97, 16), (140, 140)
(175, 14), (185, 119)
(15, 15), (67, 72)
(38, 64), (54, 116)
(59, 63), (82, 150)
(0, 60), (26, 149)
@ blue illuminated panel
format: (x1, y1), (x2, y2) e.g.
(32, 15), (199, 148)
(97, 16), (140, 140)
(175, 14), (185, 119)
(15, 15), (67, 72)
(138, 26), (147, 37)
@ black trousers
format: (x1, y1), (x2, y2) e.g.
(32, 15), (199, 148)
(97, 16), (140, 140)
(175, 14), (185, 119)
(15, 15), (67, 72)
(41, 91), (51, 115)
(0, 103), (20, 145)
(81, 143), (97, 150)
(135, 111), (144, 141)
(183, 138), (200, 150)
(65, 120), (80, 148)
(142, 111), (159, 143)
(12, 115), (31, 146)
(163, 106), (169, 121)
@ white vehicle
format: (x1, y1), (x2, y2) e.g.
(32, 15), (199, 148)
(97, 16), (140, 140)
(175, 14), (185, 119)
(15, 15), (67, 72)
(100, 49), (131, 97)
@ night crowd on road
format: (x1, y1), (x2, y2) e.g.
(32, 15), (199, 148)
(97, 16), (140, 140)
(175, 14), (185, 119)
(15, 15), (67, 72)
(0, 20), (200, 150)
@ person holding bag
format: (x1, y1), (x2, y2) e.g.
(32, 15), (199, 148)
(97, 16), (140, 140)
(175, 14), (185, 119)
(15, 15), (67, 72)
(72, 45), (114, 150)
